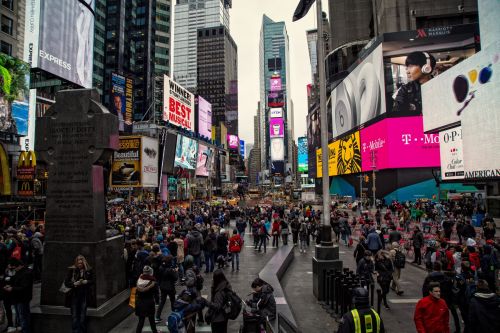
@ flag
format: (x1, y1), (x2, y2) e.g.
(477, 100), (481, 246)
(293, 0), (315, 22)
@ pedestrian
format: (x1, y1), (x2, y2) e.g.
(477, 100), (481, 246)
(30, 232), (43, 283)
(366, 228), (382, 254)
(203, 229), (217, 273)
(290, 218), (300, 245)
(63, 255), (93, 333)
(299, 220), (308, 253)
(236, 217), (247, 240)
(412, 226), (424, 265)
(414, 282), (449, 333)
(387, 226), (401, 244)
(187, 225), (203, 269)
(257, 222), (270, 254)
(353, 235), (367, 264)
(375, 251), (393, 309)
(280, 219), (289, 245)
(356, 250), (374, 284)
(389, 242), (404, 296)
(3, 258), (33, 333)
(271, 219), (281, 248)
(468, 279), (500, 332)
(337, 287), (384, 333)
(135, 265), (160, 333)
(155, 255), (178, 322)
(246, 278), (276, 321)
(205, 269), (232, 333)
(228, 229), (242, 271)
(216, 229), (228, 267)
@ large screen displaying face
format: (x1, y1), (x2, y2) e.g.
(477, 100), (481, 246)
(174, 135), (198, 170)
(360, 116), (440, 171)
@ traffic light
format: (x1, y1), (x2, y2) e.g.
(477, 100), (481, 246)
(364, 175), (369, 183)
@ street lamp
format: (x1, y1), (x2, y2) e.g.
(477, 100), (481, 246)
(371, 151), (377, 210)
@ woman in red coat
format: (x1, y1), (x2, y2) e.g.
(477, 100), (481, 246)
(229, 229), (243, 271)
(271, 219), (281, 248)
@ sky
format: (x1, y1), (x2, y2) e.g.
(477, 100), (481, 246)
(230, 0), (327, 145)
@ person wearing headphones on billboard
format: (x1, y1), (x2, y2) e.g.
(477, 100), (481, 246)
(392, 51), (436, 114)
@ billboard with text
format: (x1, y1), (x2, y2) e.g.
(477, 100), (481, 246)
(163, 75), (195, 131)
(440, 127), (464, 180)
(317, 132), (361, 177)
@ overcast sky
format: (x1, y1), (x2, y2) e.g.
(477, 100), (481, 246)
(231, 0), (327, 145)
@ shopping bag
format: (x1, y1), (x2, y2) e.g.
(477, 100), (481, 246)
(129, 287), (137, 308)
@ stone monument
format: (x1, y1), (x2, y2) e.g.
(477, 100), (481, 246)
(32, 89), (130, 332)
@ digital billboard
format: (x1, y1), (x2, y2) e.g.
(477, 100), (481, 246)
(268, 91), (284, 107)
(272, 161), (285, 175)
(36, 0), (94, 88)
(174, 135), (198, 170)
(110, 73), (133, 133)
(270, 77), (282, 92)
(227, 135), (239, 149)
(162, 132), (177, 174)
(270, 138), (285, 161)
(439, 127), (464, 180)
(196, 143), (213, 177)
(163, 75), (195, 131)
(316, 132), (361, 177)
(197, 96), (212, 138)
(239, 139), (245, 158)
(360, 116), (440, 172)
(331, 44), (385, 137)
(141, 136), (159, 187)
(112, 136), (141, 187)
(298, 136), (308, 172)
(269, 118), (284, 138)
(0, 53), (30, 136)
(270, 108), (283, 118)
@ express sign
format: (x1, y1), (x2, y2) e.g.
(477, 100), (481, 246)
(163, 75), (194, 131)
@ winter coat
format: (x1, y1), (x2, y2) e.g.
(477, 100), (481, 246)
(207, 280), (232, 323)
(271, 222), (281, 235)
(64, 267), (93, 308)
(247, 284), (276, 320)
(9, 266), (33, 304)
(204, 233), (217, 252)
(236, 219), (247, 233)
(216, 234), (228, 256)
(356, 258), (374, 282)
(135, 274), (159, 317)
(412, 231), (424, 248)
(353, 242), (367, 264)
(187, 230), (203, 256)
(414, 295), (449, 333)
(158, 263), (178, 292)
(468, 292), (500, 332)
(375, 258), (394, 284)
(229, 234), (242, 253)
(366, 232), (382, 253)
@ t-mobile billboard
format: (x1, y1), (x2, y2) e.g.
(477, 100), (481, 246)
(360, 116), (440, 171)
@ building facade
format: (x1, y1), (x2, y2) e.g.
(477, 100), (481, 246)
(173, 0), (231, 93)
(0, 0), (25, 58)
(258, 15), (291, 172)
(196, 25), (238, 142)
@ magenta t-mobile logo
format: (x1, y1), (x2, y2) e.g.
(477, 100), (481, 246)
(401, 134), (412, 145)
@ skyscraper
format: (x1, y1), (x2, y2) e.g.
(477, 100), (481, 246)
(258, 15), (291, 172)
(196, 25), (238, 141)
(173, 0), (231, 93)
(92, 0), (106, 96)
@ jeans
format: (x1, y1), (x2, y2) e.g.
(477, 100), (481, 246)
(239, 231), (245, 240)
(258, 236), (267, 252)
(204, 251), (214, 273)
(300, 240), (307, 252)
(15, 302), (30, 333)
(71, 296), (87, 333)
(272, 234), (279, 247)
(231, 252), (240, 270)
(193, 254), (201, 270)
(281, 233), (288, 245)
(156, 289), (176, 319)
(391, 268), (401, 293)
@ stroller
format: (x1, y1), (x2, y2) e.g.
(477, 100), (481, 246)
(239, 300), (274, 333)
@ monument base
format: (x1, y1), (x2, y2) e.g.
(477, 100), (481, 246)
(312, 244), (343, 301)
(31, 289), (132, 333)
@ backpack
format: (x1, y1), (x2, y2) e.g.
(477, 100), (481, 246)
(167, 309), (186, 333)
(223, 289), (242, 320)
(437, 249), (449, 269)
(394, 250), (406, 269)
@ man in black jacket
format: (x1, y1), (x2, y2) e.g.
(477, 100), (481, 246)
(156, 255), (178, 322)
(468, 280), (500, 332)
(337, 287), (384, 333)
(3, 258), (33, 333)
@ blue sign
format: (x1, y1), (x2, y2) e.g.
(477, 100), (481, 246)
(240, 139), (245, 158)
(298, 137), (308, 172)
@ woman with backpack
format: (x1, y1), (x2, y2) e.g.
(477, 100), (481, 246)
(205, 269), (233, 333)
(229, 229), (242, 271)
(135, 265), (160, 333)
(389, 242), (405, 296)
(375, 251), (394, 309)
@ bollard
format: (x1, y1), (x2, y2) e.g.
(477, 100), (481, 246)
(370, 282), (375, 306)
(327, 271), (336, 315)
(322, 270), (333, 309)
(334, 272), (341, 314)
(320, 269), (328, 305)
(377, 289), (382, 314)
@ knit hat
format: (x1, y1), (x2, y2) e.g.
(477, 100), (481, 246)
(143, 265), (153, 275)
(466, 238), (476, 247)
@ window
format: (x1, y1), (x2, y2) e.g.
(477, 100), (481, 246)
(2, 0), (13, 11)
(0, 40), (12, 55)
(1, 15), (13, 35)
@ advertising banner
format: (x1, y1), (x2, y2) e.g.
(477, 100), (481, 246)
(112, 136), (141, 187)
(38, 0), (94, 88)
(110, 73), (133, 133)
(270, 77), (282, 92)
(0, 53), (30, 136)
(196, 144), (213, 177)
(269, 118), (284, 138)
(227, 135), (239, 149)
(298, 136), (308, 172)
(162, 133), (177, 174)
(197, 96), (212, 138)
(331, 44), (385, 138)
(360, 116), (440, 171)
(163, 75), (195, 131)
(239, 139), (245, 158)
(316, 132), (362, 177)
(141, 136), (159, 187)
(174, 135), (198, 170)
(16, 151), (37, 181)
(272, 161), (285, 175)
(270, 138), (285, 161)
(439, 127), (464, 180)
(269, 108), (283, 118)
(268, 91), (284, 107)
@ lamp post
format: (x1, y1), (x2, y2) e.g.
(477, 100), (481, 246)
(371, 151), (377, 210)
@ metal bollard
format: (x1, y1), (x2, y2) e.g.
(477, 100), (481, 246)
(322, 270), (333, 309)
(377, 289), (382, 314)
(370, 282), (375, 306)
(320, 269), (328, 305)
(334, 272), (341, 314)
(327, 271), (337, 315)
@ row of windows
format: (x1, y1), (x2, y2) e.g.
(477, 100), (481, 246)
(0, 40), (11, 55)
(1, 15), (13, 35)
(2, 0), (13, 11)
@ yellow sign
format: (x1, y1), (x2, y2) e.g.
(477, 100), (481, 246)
(0, 144), (11, 195)
(316, 131), (362, 178)
(18, 180), (34, 196)
(17, 151), (37, 180)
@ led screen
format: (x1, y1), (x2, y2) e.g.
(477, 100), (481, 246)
(198, 96), (212, 138)
(174, 135), (198, 170)
(269, 118), (284, 138)
(227, 135), (239, 149)
(298, 136), (308, 172)
(195, 143), (213, 177)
